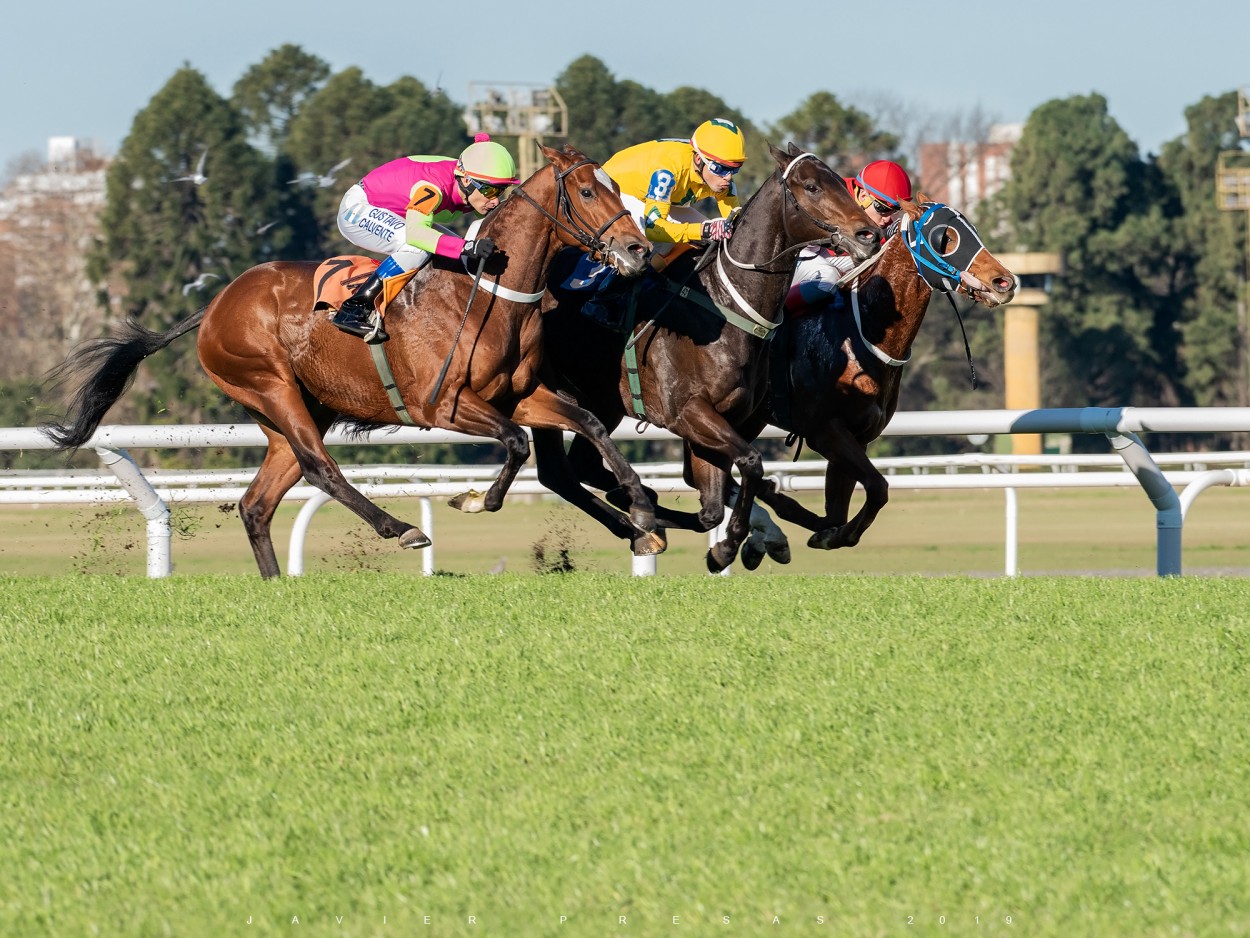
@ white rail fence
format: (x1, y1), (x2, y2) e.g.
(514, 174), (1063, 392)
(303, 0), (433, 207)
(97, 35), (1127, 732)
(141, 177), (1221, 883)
(2, 407), (1249, 577)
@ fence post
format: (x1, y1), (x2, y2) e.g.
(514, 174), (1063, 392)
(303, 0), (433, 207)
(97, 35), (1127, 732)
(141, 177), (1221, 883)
(95, 447), (170, 578)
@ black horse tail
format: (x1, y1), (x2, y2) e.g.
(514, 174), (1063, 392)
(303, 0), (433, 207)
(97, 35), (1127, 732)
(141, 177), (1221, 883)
(42, 310), (207, 453)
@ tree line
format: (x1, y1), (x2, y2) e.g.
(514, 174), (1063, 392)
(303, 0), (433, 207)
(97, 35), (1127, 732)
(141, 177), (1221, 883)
(1, 46), (1246, 466)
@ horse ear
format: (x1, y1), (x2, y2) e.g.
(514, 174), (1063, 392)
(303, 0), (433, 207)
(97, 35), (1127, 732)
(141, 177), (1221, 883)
(786, 142), (802, 157)
(539, 143), (564, 165)
(768, 143), (789, 169)
(898, 196), (922, 220)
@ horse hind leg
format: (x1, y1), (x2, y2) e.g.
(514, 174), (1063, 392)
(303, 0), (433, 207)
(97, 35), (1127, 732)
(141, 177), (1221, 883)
(240, 430), (306, 578)
(220, 382), (430, 568)
(735, 484), (792, 570)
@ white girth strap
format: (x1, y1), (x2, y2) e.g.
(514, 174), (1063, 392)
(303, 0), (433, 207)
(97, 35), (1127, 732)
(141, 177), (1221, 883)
(461, 261), (546, 304)
(714, 250), (780, 334)
(850, 278), (911, 367)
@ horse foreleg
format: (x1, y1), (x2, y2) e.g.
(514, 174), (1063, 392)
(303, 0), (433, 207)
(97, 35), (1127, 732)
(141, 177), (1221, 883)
(531, 428), (666, 556)
(515, 387), (661, 553)
(239, 429), (306, 578)
(809, 435), (887, 550)
(672, 403), (763, 573)
(442, 389), (530, 513)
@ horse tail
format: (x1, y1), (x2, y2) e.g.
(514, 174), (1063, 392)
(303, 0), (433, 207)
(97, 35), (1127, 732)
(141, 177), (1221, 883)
(42, 309), (207, 453)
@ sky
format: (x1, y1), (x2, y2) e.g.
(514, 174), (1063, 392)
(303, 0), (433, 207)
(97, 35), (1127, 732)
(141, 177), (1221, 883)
(3, 0), (1248, 174)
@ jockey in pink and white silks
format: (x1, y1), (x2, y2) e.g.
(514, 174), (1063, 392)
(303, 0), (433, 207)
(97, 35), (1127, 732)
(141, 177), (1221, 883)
(332, 132), (520, 340)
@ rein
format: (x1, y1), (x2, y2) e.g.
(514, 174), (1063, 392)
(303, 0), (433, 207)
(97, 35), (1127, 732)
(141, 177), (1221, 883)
(720, 153), (850, 274)
(420, 158), (632, 408)
(700, 151), (862, 336)
(513, 159), (630, 262)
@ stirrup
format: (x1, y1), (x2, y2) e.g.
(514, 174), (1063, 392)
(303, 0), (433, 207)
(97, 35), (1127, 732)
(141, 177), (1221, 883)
(363, 311), (388, 344)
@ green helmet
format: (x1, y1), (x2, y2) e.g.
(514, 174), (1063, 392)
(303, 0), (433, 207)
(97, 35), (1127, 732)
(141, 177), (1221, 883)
(457, 133), (520, 185)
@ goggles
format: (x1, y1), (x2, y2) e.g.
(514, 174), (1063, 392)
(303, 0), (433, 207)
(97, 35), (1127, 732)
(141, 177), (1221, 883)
(859, 190), (899, 216)
(467, 177), (510, 199)
(703, 158), (742, 178)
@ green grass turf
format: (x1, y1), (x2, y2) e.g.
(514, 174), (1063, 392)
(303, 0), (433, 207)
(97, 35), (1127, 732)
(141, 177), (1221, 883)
(1, 575), (1248, 936)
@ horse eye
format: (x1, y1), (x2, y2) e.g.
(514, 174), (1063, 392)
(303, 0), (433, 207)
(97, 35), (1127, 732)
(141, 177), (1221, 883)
(580, 187), (594, 198)
(804, 183), (819, 193)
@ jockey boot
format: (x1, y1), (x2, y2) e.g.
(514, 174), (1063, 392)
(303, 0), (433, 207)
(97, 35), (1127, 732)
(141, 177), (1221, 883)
(332, 272), (388, 342)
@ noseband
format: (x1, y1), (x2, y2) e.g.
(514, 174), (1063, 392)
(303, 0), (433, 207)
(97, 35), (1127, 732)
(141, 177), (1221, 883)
(513, 159), (631, 262)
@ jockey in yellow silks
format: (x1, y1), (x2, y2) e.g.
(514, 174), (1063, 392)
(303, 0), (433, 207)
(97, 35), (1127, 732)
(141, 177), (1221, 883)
(603, 117), (747, 253)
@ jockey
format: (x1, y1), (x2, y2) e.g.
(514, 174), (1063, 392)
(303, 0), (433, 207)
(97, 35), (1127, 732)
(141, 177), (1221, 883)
(581, 118), (747, 320)
(332, 133), (519, 340)
(785, 159), (913, 314)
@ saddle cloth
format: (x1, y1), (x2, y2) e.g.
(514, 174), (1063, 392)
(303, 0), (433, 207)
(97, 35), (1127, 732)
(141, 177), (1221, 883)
(311, 255), (419, 316)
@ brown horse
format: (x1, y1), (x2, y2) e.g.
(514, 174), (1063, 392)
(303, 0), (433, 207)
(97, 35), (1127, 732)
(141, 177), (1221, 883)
(44, 145), (655, 578)
(734, 196), (1019, 566)
(533, 144), (883, 571)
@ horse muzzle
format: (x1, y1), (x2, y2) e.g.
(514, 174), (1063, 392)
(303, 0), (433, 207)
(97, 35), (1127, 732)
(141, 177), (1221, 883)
(603, 237), (650, 278)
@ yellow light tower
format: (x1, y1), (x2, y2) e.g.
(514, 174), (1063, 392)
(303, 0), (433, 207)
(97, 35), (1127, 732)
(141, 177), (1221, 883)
(994, 252), (1061, 455)
(465, 82), (569, 181)
(1215, 86), (1250, 410)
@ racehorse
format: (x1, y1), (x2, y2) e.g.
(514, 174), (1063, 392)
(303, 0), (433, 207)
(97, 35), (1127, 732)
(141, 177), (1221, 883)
(533, 143), (883, 571)
(735, 197), (1019, 566)
(43, 145), (655, 578)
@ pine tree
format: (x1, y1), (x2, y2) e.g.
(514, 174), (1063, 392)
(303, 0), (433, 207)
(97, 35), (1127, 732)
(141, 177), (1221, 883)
(86, 65), (281, 427)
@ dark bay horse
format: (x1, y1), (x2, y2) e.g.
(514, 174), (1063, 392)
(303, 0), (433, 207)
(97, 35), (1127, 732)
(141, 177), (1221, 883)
(735, 197), (1019, 566)
(44, 145), (655, 578)
(533, 143), (882, 571)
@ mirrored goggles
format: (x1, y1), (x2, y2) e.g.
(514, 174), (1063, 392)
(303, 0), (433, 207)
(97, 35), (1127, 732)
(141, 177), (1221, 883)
(468, 177), (510, 199)
(705, 159), (742, 178)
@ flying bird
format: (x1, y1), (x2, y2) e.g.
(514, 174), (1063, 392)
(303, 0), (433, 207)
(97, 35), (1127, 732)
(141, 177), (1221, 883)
(287, 157), (351, 189)
(181, 272), (221, 296)
(172, 148), (208, 185)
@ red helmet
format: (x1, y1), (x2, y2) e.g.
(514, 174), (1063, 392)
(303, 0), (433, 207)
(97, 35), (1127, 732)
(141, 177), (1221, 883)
(854, 160), (912, 207)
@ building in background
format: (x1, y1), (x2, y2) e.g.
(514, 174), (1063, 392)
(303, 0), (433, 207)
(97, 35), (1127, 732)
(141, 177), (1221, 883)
(0, 137), (110, 373)
(918, 123), (1021, 214)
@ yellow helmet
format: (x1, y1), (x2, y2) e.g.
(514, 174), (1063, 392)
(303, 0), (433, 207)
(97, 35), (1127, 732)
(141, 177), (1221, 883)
(691, 118), (747, 166)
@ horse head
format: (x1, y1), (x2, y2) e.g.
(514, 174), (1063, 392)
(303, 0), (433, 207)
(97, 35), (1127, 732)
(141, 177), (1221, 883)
(770, 143), (883, 263)
(531, 143), (649, 278)
(899, 196), (1017, 307)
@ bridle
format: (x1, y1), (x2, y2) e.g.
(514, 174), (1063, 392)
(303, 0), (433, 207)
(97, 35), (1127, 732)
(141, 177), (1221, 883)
(512, 158), (632, 264)
(899, 201), (989, 387)
(718, 152), (862, 274)
(903, 202), (989, 295)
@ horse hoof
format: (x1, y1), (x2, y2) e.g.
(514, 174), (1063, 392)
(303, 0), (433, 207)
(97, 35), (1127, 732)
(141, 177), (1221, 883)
(448, 489), (487, 513)
(629, 507), (658, 535)
(632, 530), (667, 556)
(705, 540), (737, 573)
(807, 528), (849, 551)
(740, 538), (766, 571)
(767, 541), (792, 564)
(399, 528), (432, 550)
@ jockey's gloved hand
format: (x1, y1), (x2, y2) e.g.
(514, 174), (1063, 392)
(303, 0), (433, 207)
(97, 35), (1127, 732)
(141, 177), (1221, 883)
(700, 218), (732, 242)
(461, 237), (495, 265)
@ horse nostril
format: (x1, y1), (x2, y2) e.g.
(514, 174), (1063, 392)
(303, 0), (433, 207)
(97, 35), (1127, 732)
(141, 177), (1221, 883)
(857, 228), (878, 243)
(995, 277), (1013, 293)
